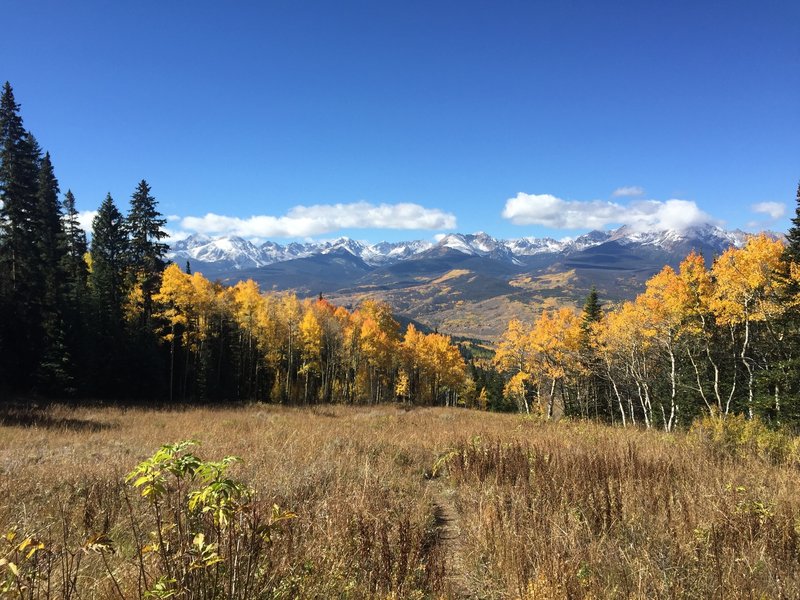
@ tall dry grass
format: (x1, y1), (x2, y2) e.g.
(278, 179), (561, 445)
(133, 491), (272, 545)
(1, 404), (799, 598)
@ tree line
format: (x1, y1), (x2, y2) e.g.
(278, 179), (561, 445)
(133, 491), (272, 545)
(0, 82), (172, 397)
(154, 267), (467, 404)
(494, 210), (800, 428)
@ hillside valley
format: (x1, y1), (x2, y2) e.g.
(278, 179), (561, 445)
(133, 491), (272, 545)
(169, 225), (753, 339)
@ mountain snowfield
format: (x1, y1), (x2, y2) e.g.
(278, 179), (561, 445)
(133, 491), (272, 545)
(167, 224), (751, 270)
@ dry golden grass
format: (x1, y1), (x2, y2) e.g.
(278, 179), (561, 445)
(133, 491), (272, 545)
(1, 404), (800, 598)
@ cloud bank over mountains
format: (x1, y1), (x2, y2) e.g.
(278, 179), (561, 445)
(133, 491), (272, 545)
(75, 190), (786, 242)
(180, 202), (457, 239)
(501, 193), (721, 232)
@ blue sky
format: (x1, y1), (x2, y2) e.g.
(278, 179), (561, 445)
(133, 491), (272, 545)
(3, 1), (798, 243)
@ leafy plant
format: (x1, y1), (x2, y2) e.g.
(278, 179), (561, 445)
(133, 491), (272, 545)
(123, 440), (295, 599)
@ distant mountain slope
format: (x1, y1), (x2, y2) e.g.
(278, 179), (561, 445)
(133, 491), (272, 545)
(168, 225), (761, 340)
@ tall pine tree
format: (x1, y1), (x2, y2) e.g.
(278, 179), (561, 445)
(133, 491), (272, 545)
(90, 193), (129, 326)
(61, 189), (88, 305)
(32, 151), (73, 391)
(58, 189), (90, 395)
(89, 193), (130, 394)
(127, 179), (168, 324)
(0, 83), (42, 390)
(785, 181), (800, 264)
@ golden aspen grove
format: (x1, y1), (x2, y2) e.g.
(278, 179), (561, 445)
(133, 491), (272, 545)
(494, 233), (800, 429)
(152, 264), (468, 406)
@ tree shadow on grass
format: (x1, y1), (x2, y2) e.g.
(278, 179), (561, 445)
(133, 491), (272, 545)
(0, 407), (117, 432)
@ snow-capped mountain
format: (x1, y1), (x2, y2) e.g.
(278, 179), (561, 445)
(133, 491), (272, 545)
(169, 235), (270, 269)
(362, 240), (434, 264)
(607, 224), (748, 251)
(435, 232), (522, 264)
(167, 225), (755, 272)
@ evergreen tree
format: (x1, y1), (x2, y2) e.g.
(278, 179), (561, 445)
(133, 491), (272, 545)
(0, 83), (40, 296)
(580, 286), (608, 420)
(126, 179), (168, 323)
(90, 193), (129, 326)
(784, 181), (800, 264)
(32, 152), (72, 391)
(0, 83), (42, 390)
(89, 193), (130, 395)
(61, 190), (88, 305)
(777, 180), (800, 415)
(59, 189), (90, 395)
(581, 286), (603, 333)
(33, 152), (66, 302)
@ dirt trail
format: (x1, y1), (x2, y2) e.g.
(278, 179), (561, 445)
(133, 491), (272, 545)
(431, 483), (477, 599)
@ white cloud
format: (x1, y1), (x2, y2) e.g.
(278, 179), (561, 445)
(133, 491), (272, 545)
(164, 227), (191, 243)
(180, 202), (456, 238)
(433, 233), (447, 242)
(751, 201), (785, 220)
(612, 186), (645, 198)
(502, 192), (719, 232)
(77, 210), (97, 233)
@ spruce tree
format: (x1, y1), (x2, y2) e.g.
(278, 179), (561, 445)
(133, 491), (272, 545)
(581, 286), (603, 332)
(0, 83), (40, 296)
(126, 179), (168, 323)
(32, 152), (73, 392)
(785, 181), (800, 264)
(61, 189), (88, 305)
(90, 193), (129, 326)
(59, 189), (90, 395)
(33, 152), (66, 302)
(580, 286), (607, 420)
(0, 83), (42, 390)
(89, 193), (130, 395)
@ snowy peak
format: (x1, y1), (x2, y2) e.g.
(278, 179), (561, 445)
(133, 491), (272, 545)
(433, 232), (521, 263)
(170, 235), (268, 269)
(608, 224), (748, 251)
(362, 240), (433, 264)
(167, 225), (754, 271)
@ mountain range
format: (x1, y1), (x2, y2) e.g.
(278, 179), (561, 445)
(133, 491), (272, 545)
(167, 225), (754, 340)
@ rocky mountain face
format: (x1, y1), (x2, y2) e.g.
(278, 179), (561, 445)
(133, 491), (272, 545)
(167, 225), (755, 340)
(169, 225), (748, 270)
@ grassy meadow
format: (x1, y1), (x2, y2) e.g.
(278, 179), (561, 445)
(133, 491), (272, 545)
(2, 403), (800, 599)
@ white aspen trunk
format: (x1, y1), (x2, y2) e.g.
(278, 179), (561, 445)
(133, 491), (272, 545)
(609, 372), (626, 427)
(688, 348), (713, 414)
(667, 346), (677, 432)
(742, 309), (754, 420)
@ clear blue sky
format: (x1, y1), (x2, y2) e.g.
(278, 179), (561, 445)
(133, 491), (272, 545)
(3, 0), (798, 243)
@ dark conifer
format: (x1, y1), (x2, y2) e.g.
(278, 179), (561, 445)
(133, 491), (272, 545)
(0, 83), (42, 390)
(579, 286), (607, 420)
(90, 193), (129, 325)
(0, 83), (40, 296)
(34, 152), (66, 300)
(127, 180), (168, 323)
(581, 286), (603, 332)
(785, 181), (800, 264)
(59, 189), (90, 395)
(61, 189), (88, 304)
(32, 152), (74, 391)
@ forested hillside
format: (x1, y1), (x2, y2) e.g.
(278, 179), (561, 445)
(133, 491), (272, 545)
(495, 232), (800, 428)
